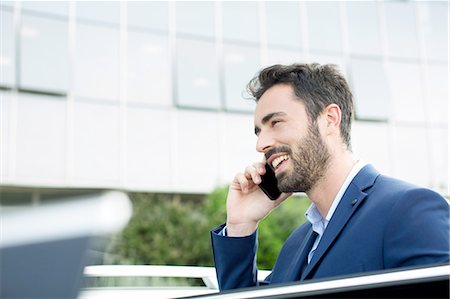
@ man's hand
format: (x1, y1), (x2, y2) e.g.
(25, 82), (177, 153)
(226, 161), (292, 237)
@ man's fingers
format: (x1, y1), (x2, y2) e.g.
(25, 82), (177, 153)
(235, 173), (250, 192)
(245, 165), (261, 184)
(253, 162), (266, 175)
(232, 161), (269, 194)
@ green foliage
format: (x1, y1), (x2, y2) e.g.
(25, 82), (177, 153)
(257, 197), (310, 269)
(109, 193), (211, 266)
(108, 187), (309, 271)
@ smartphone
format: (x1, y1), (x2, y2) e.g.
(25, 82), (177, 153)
(259, 164), (282, 200)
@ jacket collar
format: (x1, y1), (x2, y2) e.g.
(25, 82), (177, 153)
(301, 164), (380, 280)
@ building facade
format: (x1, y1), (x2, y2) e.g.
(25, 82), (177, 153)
(0, 1), (448, 205)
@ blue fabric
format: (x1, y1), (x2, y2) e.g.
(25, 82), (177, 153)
(210, 224), (258, 289)
(210, 164), (450, 291)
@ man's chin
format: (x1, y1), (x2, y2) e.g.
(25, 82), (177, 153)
(279, 185), (307, 194)
(277, 173), (309, 193)
(275, 170), (288, 183)
(277, 174), (295, 193)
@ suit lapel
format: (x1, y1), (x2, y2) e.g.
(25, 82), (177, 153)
(283, 228), (316, 282)
(301, 164), (379, 280)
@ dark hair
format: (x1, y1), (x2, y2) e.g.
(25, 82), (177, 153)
(247, 63), (354, 150)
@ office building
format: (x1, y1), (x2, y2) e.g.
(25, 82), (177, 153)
(0, 1), (448, 205)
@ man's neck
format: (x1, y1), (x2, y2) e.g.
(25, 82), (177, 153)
(307, 151), (357, 218)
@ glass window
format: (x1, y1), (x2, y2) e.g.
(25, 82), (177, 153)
(425, 64), (448, 124)
(220, 113), (260, 183)
(15, 94), (66, 180)
(388, 61), (425, 123)
(265, 1), (302, 49)
(176, 110), (220, 192)
(350, 58), (390, 121)
(430, 128), (448, 193)
(127, 1), (168, 32)
(176, 1), (215, 38)
(307, 2), (342, 53)
(392, 126), (430, 187)
(1, 92), (11, 180)
(308, 53), (346, 77)
(419, 2), (448, 62)
(176, 38), (220, 109)
(352, 122), (390, 174)
(384, 2), (419, 59)
(127, 31), (171, 106)
(346, 2), (382, 56)
(0, 8), (15, 87)
(223, 44), (260, 112)
(76, 1), (120, 25)
(266, 48), (303, 67)
(21, 1), (68, 18)
(222, 2), (259, 44)
(75, 23), (120, 101)
(126, 107), (171, 189)
(0, 1), (14, 9)
(72, 101), (120, 183)
(20, 15), (68, 93)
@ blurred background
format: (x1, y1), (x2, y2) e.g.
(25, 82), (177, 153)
(0, 0), (448, 281)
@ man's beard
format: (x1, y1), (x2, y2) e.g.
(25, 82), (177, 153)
(276, 123), (331, 193)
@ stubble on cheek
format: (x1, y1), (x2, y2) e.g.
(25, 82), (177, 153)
(277, 125), (330, 193)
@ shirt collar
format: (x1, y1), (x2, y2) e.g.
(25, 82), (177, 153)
(305, 203), (326, 234)
(305, 159), (367, 228)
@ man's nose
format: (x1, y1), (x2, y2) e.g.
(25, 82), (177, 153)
(256, 132), (275, 153)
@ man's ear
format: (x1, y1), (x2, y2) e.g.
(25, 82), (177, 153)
(324, 104), (341, 135)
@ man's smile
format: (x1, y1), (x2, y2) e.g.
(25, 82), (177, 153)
(267, 153), (290, 175)
(272, 155), (289, 170)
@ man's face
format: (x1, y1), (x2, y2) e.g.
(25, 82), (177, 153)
(254, 84), (330, 193)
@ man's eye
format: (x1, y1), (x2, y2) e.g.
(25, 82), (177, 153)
(271, 120), (281, 126)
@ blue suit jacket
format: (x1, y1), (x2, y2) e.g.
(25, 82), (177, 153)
(211, 165), (450, 290)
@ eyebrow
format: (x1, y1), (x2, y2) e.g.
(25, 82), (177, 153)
(254, 112), (287, 136)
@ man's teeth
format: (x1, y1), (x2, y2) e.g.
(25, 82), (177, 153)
(272, 155), (289, 169)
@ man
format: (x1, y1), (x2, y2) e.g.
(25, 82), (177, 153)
(210, 63), (449, 291)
